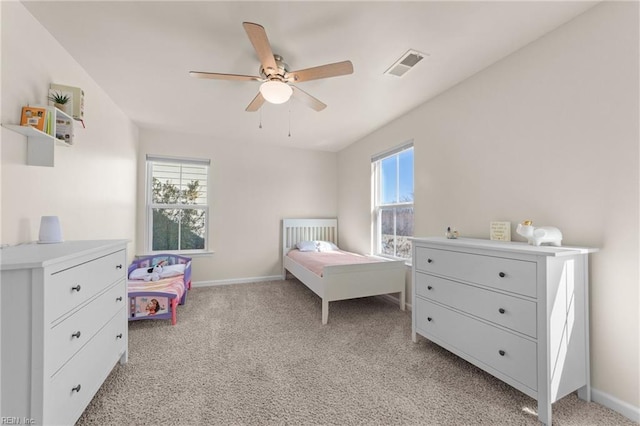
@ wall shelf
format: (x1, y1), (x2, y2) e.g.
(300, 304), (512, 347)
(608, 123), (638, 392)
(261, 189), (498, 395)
(2, 107), (74, 167)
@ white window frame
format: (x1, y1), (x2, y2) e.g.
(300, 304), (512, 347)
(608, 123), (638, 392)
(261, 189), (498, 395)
(145, 155), (210, 254)
(371, 141), (414, 260)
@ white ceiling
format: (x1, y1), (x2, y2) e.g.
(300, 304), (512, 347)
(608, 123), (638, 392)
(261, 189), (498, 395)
(23, 1), (598, 152)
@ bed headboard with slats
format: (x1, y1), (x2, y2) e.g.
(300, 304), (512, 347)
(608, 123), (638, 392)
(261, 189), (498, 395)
(282, 218), (338, 259)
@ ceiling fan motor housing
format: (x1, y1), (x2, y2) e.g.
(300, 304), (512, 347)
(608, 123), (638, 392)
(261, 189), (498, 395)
(260, 54), (289, 81)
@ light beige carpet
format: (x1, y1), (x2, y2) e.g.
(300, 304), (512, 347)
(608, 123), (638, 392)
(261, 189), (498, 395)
(77, 280), (633, 425)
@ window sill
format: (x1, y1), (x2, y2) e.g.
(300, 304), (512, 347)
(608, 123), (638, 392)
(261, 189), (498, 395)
(136, 250), (214, 258)
(371, 253), (412, 267)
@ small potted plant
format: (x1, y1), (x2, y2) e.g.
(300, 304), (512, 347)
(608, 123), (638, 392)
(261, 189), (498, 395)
(48, 90), (70, 111)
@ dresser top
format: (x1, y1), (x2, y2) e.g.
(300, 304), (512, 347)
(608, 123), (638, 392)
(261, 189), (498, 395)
(411, 237), (598, 256)
(0, 240), (128, 270)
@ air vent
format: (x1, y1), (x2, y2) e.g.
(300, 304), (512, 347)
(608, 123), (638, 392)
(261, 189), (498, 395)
(384, 49), (429, 77)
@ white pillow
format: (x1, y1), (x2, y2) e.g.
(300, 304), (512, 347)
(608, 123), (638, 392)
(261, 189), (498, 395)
(296, 241), (318, 252)
(316, 241), (339, 252)
(129, 266), (153, 280)
(160, 264), (186, 278)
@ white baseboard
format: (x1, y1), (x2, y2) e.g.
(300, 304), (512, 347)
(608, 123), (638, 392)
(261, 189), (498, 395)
(378, 293), (412, 311)
(591, 388), (640, 423)
(192, 275), (283, 288)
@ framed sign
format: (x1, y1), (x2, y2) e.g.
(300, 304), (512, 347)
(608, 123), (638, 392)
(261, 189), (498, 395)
(490, 221), (511, 241)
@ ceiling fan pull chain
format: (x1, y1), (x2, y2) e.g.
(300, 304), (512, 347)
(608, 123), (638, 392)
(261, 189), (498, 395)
(288, 105), (291, 137)
(259, 109), (262, 129)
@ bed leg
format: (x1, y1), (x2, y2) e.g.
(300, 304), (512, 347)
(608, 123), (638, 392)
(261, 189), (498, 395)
(322, 299), (329, 325)
(399, 290), (406, 311)
(171, 299), (178, 325)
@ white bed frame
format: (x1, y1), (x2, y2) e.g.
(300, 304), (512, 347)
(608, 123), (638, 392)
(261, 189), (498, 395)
(282, 218), (406, 324)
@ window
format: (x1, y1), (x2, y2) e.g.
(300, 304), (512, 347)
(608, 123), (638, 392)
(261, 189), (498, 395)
(372, 143), (414, 259)
(146, 155), (210, 253)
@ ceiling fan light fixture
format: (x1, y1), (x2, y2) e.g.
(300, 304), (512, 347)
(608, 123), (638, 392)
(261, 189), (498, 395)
(260, 81), (293, 104)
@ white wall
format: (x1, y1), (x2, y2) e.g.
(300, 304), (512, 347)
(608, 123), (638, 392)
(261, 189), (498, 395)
(137, 128), (337, 283)
(0, 3), (138, 254)
(338, 1), (638, 416)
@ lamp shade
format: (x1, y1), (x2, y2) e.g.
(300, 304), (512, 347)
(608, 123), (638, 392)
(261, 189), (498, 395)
(38, 216), (63, 244)
(259, 81), (293, 104)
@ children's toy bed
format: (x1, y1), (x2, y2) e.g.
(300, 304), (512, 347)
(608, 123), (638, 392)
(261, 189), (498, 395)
(127, 254), (192, 325)
(282, 218), (406, 324)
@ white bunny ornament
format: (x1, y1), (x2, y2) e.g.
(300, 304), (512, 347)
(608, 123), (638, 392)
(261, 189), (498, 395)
(516, 220), (563, 247)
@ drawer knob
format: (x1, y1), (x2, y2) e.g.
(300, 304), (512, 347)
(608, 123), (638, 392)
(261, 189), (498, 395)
(499, 350), (506, 356)
(427, 259), (433, 263)
(427, 285), (433, 290)
(116, 333), (123, 339)
(71, 331), (81, 339)
(116, 264), (123, 269)
(427, 317), (433, 322)
(499, 308), (506, 314)
(498, 272), (506, 278)
(71, 285), (81, 292)
(72, 384), (81, 393)
(116, 296), (123, 302)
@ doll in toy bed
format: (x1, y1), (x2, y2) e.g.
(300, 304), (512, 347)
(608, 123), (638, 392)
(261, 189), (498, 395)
(127, 254), (192, 325)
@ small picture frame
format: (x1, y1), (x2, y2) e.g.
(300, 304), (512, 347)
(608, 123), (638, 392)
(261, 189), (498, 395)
(490, 221), (511, 241)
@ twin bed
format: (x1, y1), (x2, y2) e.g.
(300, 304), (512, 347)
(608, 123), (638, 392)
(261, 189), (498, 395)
(282, 218), (406, 324)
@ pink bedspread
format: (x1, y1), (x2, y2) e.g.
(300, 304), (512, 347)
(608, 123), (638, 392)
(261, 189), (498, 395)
(128, 275), (186, 299)
(286, 249), (385, 277)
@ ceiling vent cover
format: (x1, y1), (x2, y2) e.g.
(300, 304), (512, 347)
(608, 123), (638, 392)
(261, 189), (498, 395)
(384, 49), (429, 77)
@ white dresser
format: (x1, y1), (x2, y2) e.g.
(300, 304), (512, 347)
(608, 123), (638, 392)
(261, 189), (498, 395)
(0, 240), (128, 425)
(411, 237), (596, 425)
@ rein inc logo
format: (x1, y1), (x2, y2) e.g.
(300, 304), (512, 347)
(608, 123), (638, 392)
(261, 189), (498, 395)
(1, 418), (35, 425)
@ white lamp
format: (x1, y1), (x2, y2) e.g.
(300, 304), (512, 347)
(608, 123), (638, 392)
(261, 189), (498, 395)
(259, 81), (293, 104)
(38, 216), (63, 244)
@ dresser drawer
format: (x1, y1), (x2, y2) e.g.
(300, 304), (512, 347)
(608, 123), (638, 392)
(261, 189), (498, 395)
(47, 249), (126, 322)
(414, 247), (537, 297)
(45, 308), (126, 425)
(47, 279), (126, 376)
(415, 298), (537, 390)
(415, 272), (537, 338)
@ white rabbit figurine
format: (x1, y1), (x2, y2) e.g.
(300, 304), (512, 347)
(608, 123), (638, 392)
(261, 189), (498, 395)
(516, 220), (562, 247)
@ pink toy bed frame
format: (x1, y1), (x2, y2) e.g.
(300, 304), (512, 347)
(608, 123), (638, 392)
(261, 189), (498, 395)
(127, 254), (192, 325)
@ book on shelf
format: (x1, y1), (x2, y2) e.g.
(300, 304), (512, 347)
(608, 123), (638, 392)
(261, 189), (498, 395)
(49, 84), (84, 121)
(20, 106), (47, 132)
(46, 109), (53, 136)
(55, 115), (74, 144)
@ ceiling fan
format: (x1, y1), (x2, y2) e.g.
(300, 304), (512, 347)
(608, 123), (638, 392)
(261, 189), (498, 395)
(189, 22), (354, 112)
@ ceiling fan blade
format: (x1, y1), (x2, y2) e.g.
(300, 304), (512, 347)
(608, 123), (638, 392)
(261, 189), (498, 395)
(291, 86), (326, 111)
(242, 22), (278, 76)
(189, 71), (262, 82)
(286, 60), (354, 83)
(245, 92), (266, 112)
